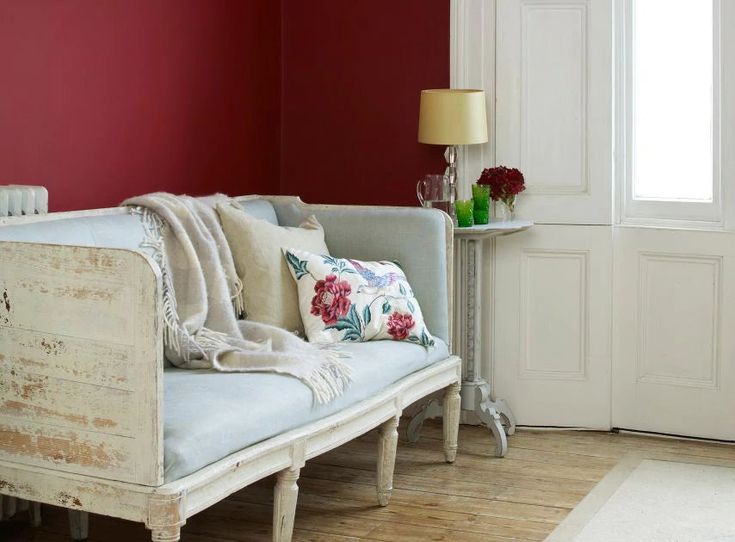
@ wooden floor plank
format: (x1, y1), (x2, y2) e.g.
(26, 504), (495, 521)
(300, 463), (585, 508)
(230, 483), (555, 540)
(3, 421), (734, 541)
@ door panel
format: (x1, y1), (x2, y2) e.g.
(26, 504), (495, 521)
(495, 0), (613, 224)
(493, 225), (612, 427)
(612, 228), (735, 440)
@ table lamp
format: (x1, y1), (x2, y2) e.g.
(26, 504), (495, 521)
(418, 89), (488, 221)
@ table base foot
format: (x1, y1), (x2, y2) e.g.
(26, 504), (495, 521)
(406, 379), (516, 457)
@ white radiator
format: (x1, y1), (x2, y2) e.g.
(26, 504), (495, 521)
(0, 185), (48, 216)
(0, 185), (48, 521)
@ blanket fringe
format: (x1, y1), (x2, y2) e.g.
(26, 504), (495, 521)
(194, 327), (233, 352)
(304, 351), (353, 404)
(231, 276), (246, 318)
(134, 206), (214, 361)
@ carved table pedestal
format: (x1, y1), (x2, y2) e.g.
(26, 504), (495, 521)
(407, 219), (533, 457)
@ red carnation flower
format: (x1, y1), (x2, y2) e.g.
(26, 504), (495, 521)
(477, 166), (526, 204)
(310, 274), (352, 325)
(386, 312), (415, 341)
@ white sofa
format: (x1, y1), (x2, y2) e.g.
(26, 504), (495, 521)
(0, 195), (461, 541)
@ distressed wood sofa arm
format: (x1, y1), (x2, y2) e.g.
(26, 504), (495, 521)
(0, 241), (164, 487)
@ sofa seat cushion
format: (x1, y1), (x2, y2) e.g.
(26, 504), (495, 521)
(163, 338), (449, 482)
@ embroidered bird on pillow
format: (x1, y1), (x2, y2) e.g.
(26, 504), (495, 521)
(348, 259), (402, 294)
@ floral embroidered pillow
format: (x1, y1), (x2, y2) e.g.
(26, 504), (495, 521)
(284, 248), (435, 347)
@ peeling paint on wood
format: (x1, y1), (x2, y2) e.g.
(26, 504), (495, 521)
(0, 479), (18, 493)
(0, 427), (125, 469)
(0, 241), (163, 486)
(2, 328), (134, 389)
(57, 492), (83, 508)
(2, 400), (89, 426)
(92, 418), (118, 429)
(39, 338), (65, 356)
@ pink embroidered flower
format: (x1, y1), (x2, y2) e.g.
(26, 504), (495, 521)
(387, 312), (415, 341)
(310, 274), (352, 325)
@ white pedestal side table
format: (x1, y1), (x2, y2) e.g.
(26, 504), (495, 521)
(407, 219), (533, 457)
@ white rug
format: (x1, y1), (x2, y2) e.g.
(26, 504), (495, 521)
(547, 454), (735, 542)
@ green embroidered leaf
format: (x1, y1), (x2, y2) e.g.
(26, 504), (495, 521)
(420, 329), (434, 346)
(362, 304), (372, 326)
(285, 251), (309, 279)
(325, 320), (356, 332)
(347, 304), (361, 329)
(399, 283), (407, 296)
(343, 329), (362, 342)
(382, 300), (391, 314)
(407, 300), (416, 313)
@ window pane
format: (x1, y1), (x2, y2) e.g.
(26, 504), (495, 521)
(632, 0), (713, 201)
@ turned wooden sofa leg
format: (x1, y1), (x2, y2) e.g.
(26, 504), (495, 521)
(29, 501), (42, 527)
(69, 510), (89, 540)
(273, 467), (300, 542)
(376, 415), (400, 506)
(150, 527), (181, 542)
(443, 381), (461, 463)
(2, 495), (17, 519)
(146, 493), (185, 542)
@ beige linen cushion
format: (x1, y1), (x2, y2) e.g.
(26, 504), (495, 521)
(217, 203), (330, 334)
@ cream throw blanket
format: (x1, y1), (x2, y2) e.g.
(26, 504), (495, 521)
(123, 193), (352, 404)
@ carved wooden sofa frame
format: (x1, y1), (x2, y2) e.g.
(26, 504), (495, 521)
(0, 196), (461, 541)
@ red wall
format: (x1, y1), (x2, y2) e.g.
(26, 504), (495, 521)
(0, 1), (449, 211)
(281, 1), (449, 207)
(0, 1), (281, 211)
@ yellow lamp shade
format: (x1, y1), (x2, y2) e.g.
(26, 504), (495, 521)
(417, 89), (488, 145)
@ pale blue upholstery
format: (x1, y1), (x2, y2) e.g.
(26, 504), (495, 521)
(0, 212), (148, 249)
(0, 199), (279, 247)
(270, 201), (450, 344)
(237, 198), (279, 225)
(162, 338), (449, 482)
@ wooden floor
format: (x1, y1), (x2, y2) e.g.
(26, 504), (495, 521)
(2, 421), (734, 541)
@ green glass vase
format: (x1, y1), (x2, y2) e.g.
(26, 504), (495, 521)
(455, 199), (474, 227)
(472, 184), (490, 225)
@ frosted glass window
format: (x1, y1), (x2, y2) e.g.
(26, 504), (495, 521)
(632, 0), (714, 201)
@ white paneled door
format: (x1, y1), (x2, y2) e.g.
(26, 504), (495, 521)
(495, 0), (613, 225)
(493, 225), (613, 428)
(613, 228), (735, 440)
(456, 0), (735, 440)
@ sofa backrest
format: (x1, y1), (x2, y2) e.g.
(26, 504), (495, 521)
(267, 198), (451, 344)
(0, 198), (279, 249)
(0, 196), (449, 343)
